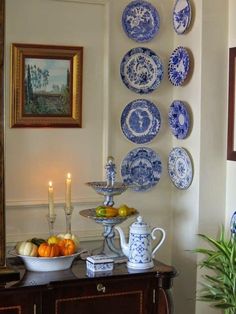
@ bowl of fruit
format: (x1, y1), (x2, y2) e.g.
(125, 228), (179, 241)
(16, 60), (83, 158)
(80, 204), (138, 225)
(15, 234), (85, 272)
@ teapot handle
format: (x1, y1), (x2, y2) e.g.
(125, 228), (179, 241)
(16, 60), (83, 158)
(151, 227), (166, 258)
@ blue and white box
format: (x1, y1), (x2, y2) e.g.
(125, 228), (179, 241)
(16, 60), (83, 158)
(86, 255), (114, 272)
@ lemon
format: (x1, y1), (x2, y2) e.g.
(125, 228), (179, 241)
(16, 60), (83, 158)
(118, 204), (136, 216)
(118, 204), (129, 217)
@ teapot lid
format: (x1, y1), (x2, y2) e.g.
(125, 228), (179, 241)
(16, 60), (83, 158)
(131, 216), (150, 232)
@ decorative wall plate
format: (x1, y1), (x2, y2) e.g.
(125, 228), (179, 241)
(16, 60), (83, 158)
(121, 147), (162, 192)
(168, 100), (190, 139)
(173, 0), (191, 34)
(168, 46), (190, 86)
(122, 0), (160, 42)
(120, 47), (164, 94)
(168, 147), (193, 189)
(121, 99), (161, 144)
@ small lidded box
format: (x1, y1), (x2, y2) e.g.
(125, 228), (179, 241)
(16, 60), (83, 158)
(86, 255), (114, 272)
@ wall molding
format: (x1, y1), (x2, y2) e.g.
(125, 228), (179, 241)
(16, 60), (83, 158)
(6, 198), (128, 248)
(6, 0), (115, 252)
(6, 196), (102, 208)
(6, 228), (103, 246)
(6, 197), (102, 247)
(51, 0), (112, 173)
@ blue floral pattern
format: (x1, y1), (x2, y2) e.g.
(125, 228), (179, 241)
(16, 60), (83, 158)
(121, 99), (161, 144)
(129, 233), (151, 264)
(230, 211), (236, 235)
(173, 0), (191, 34)
(168, 100), (190, 139)
(120, 47), (164, 94)
(168, 46), (190, 86)
(122, 0), (160, 42)
(168, 147), (193, 189)
(121, 147), (162, 192)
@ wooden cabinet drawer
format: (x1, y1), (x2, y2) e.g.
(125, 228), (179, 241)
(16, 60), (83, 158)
(0, 289), (41, 314)
(3, 259), (176, 314)
(44, 276), (154, 314)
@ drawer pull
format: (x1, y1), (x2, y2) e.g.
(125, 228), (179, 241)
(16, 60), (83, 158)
(97, 283), (106, 293)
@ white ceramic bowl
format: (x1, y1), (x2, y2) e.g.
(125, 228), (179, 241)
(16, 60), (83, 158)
(18, 250), (84, 272)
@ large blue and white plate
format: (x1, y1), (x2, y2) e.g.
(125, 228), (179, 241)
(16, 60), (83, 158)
(121, 147), (162, 192)
(122, 0), (160, 42)
(173, 0), (191, 34)
(120, 47), (164, 94)
(168, 100), (190, 139)
(168, 46), (190, 86)
(168, 147), (193, 189)
(121, 99), (161, 144)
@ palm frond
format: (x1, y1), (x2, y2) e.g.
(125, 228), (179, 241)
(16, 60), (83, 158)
(194, 227), (236, 313)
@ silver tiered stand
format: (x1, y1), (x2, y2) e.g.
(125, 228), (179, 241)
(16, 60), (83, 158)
(79, 156), (137, 261)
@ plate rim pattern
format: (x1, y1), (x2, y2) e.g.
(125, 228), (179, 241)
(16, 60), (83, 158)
(168, 100), (190, 139)
(120, 98), (161, 144)
(168, 146), (193, 190)
(168, 46), (190, 86)
(122, 0), (160, 42)
(121, 147), (162, 192)
(173, 0), (192, 35)
(120, 47), (164, 94)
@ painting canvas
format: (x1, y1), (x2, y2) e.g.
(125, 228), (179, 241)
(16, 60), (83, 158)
(11, 43), (83, 127)
(24, 58), (71, 116)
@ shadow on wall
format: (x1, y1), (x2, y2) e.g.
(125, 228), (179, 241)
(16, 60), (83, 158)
(172, 208), (198, 314)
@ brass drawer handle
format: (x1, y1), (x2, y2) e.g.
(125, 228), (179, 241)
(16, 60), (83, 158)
(97, 283), (106, 293)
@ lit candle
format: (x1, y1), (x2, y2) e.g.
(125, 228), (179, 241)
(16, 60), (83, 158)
(48, 181), (55, 217)
(65, 173), (72, 208)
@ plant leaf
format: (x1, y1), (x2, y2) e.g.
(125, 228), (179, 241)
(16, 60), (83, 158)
(194, 228), (236, 311)
(197, 234), (231, 259)
(214, 303), (235, 309)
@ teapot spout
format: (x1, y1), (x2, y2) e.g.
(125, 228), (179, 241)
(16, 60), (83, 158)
(115, 226), (129, 258)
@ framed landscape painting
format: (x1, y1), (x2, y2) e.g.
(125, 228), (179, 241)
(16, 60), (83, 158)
(10, 43), (83, 127)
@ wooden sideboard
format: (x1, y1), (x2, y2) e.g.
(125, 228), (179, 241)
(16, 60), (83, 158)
(0, 257), (177, 314)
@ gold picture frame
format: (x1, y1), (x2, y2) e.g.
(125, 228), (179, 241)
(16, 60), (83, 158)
(11, 43), (83, 127)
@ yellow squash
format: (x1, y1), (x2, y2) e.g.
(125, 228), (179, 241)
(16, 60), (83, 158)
(16, 241), (38, 257)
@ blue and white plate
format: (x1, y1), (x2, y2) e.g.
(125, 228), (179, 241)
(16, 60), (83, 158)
(168, 100), (190, 139)
(122, 0), (160, 42)
(121, 147), (162, 192)
(121, 99), (161, 144)
(173, 0), (191, 34)
(230, 211), (236, 235)
(120, 47), (164, 94)
(168, 147), (193, 189)
(168, 46), (190, 86)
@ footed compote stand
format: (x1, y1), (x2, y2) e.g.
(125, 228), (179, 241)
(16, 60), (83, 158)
(80, 156), (137, 261)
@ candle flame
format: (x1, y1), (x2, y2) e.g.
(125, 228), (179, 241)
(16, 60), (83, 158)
(49, 181), (53, 187)
(67, 173), (71, 179)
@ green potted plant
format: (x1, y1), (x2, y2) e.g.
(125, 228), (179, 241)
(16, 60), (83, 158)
(194, 212), (236, 314)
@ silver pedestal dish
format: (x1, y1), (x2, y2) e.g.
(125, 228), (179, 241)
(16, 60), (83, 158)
(86, 181), (128, 207)
(80, 157), (136, 260)
(80, 208), (137, 260)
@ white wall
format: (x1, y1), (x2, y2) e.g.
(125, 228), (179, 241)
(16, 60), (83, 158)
(171, 1), (202, 312)
(5, 0), (174, 262)
(197, 1), (228, 314)
(226, 0), (236, 229)
(108, 0), (174, 264)
(4, 1), (232, 314)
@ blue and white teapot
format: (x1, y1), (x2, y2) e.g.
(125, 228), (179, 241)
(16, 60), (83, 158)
(115, 216), (165, 269)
